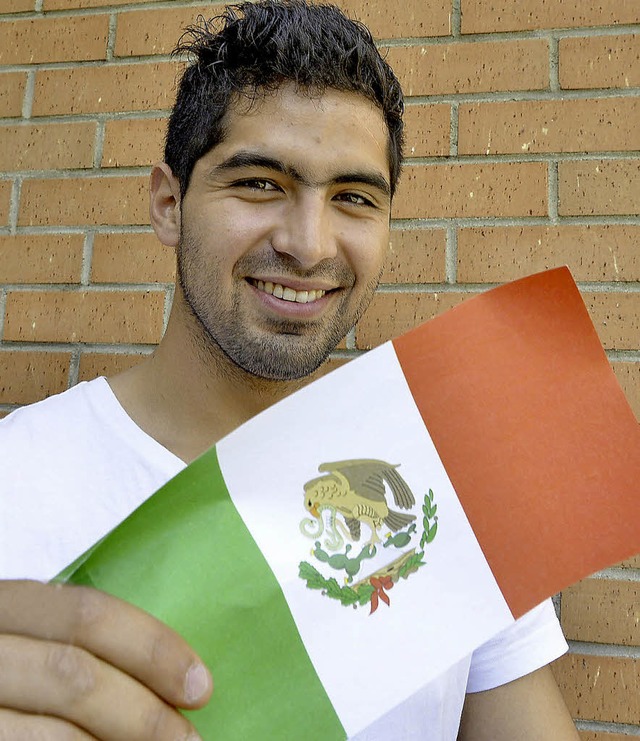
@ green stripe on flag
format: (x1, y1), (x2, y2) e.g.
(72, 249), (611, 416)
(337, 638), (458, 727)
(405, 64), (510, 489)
(60, 447), (345, 739)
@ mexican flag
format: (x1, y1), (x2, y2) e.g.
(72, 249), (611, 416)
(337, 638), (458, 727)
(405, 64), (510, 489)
(59, 267), (640, 738)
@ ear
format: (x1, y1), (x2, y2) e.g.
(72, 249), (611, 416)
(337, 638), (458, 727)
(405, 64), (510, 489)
(149, 162), (181, 247)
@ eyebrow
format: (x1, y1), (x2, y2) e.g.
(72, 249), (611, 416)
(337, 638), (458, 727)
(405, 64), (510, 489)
(210, 150), (391, 198)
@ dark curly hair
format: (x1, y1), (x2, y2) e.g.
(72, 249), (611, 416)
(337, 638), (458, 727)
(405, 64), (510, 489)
(164, 0), (404, 199)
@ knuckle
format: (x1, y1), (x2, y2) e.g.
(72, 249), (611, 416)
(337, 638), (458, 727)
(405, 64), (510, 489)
(68, 586), (105, 641)
(141, 702), (180, 741)
(45, 643), (97, 700)
(146, 627), (185, 685)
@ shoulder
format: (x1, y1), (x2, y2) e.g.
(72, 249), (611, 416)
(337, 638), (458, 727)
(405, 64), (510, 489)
(0, 378), (184, 581)
(467, 599), (568, 693)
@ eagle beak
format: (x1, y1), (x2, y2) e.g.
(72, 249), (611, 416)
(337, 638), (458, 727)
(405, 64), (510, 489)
(310, 504), (320, 518)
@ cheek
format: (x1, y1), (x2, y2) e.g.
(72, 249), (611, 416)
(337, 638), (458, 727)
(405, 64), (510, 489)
(342, 228), (388, 283)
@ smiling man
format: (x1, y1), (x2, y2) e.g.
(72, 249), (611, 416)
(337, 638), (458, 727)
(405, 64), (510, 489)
(0, 1), (579, 739)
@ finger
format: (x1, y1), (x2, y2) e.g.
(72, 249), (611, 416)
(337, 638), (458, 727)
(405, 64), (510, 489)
(0, 707), (97, 740)
(0, 581), (212, 708)
(0, 635), (201, 741)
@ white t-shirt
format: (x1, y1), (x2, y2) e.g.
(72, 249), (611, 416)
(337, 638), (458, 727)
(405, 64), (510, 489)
(0, 378), (568, 739)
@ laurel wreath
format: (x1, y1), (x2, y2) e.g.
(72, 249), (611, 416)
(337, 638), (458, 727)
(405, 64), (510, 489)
(420, 488), (438, 549)
(298, 490), (438, 608)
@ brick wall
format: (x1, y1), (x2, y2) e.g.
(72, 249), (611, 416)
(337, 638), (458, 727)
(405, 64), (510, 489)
(0, 0), (638, 735)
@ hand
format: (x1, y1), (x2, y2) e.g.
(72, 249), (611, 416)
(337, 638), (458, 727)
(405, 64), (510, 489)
(0, 580), (213, 740)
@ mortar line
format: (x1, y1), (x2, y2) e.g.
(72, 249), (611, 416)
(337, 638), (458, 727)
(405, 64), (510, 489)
(21, 69), (36, 120)
(449, 101), (459, 157)
(344, 326), (356, 351)
(0, 341), (158, 353)
(162, 283), (174, 334)
(548, 160), (559, 224)
(330, 347), (363, 359)
(67, 347), (81, 389)
(8, 178), (21, 236)
(567, 640), (640, 659)
(450, 0), (461, 37)
(378, 25), (640, 46)
(0, 287), (6, 342)
(81, 232), (95, 286)
(445, 226), (458, 284)
(549, 35), (560, 92)
(591, 566), (640, 582)
(106, 11), (117, 61)
(93, 120), (106, 169)
(1, 283), (172, 293)
(575, 720), (640, 737)
(607, 350), (640, 362)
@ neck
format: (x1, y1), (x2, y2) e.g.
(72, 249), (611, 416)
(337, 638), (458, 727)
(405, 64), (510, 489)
(108, 297), (329, 464)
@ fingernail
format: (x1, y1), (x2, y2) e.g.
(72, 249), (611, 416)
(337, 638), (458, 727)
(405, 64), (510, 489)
(185, 662), (210, 703)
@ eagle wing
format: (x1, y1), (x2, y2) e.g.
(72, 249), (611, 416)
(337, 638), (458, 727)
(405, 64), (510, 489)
(317, 460), (415, 509)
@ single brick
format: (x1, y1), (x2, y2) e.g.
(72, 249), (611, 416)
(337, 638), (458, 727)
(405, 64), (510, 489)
(91, 232), (175, 284)
(19, 176), (149, 227)
(459, 98), (640, 155)
(0, 234), (83, 283)
(102, 118), (166, 167)
(382, 229), (446, 283)
(560, 34), (640, 90)
(457, 225), (640, 283)
(0, 15), (109, 65)
(32, 62), (181, 117)
(612, 362), (640, 420)
(559, 160), (640, 217)
(384, 40), (548, 96)
(403, 104), (450, 158)
(552, 653), (640, 724)
(4, 289), (165, 344)
(393, 162), (547, 219)
(0, 181), (11, 225)
(0, 351), (70, 405)
(0, 72), (26, 118)
(461, 0), (640, 33)
(114, 4), (224, 57)
(44, 0), (162, 8)
(355, 291), (471, 349)
(78, 351), (148, 381)
(584, 292), (640, 351)
(561, 578), (639, 646)
(0, 122), (96, 171)
(326, 0), (452, 39)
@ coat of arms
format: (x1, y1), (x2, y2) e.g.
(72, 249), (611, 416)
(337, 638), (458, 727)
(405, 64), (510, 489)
(298, 459), (438, 614)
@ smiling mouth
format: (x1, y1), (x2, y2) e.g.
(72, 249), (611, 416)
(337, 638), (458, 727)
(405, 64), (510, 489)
(249, 279), (328, 304)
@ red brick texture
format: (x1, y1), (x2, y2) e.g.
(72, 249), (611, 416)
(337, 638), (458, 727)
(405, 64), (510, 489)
(0, 2), (638, 736)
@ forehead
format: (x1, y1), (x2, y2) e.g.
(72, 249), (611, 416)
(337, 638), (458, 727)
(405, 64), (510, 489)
(198, 85), (391, 181)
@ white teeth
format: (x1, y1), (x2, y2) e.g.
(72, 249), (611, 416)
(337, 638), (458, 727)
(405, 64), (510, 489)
(251, 280), (326, 304)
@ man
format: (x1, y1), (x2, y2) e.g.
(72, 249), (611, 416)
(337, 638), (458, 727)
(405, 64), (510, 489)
(0, 1), (579, 738)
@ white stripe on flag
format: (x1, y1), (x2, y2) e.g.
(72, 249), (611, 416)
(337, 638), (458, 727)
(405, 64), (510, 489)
(217, 342), (514, 738)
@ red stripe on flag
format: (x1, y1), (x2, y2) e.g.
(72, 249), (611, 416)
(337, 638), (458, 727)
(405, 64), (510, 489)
(393, 267), (640, 617)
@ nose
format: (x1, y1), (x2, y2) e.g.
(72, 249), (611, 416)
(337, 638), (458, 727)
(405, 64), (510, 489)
(270, 192), (338, 269)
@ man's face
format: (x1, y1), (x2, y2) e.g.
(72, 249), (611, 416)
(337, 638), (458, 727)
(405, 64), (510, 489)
(176, 84), (392, 380)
